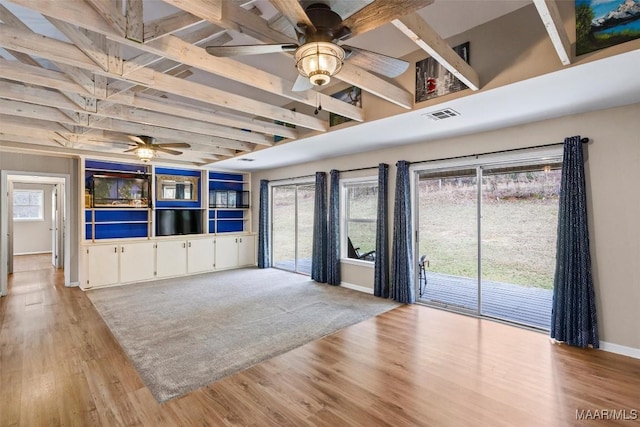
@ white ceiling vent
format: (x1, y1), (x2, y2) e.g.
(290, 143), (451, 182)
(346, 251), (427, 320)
(422, 108), (460, 121)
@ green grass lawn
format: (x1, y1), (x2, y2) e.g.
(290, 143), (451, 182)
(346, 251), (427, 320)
(271, 171), (560, 289)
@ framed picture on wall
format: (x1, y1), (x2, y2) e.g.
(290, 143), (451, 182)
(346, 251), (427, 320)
(575, 0), (640, 55)
(415, 42), (470, 103)
(329, 86), (362, 127)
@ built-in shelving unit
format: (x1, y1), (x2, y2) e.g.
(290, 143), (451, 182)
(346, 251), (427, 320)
(208, 172), (250, 234)
(81, 159), (254, 289)
(84, 160), (151, 241)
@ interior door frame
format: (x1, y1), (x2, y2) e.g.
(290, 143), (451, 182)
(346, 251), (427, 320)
(1, 171), (71, 296)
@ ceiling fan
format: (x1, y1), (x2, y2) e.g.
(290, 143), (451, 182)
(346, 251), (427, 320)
(205, 1), (432, 91)
(124, 136), (191, 162)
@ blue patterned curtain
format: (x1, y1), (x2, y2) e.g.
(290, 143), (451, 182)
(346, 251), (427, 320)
(551, 136), (599, 348)
(257, 180), (270, 268)
(311, 172), (327, 282)
(374, 163), (389, 298)
(391, 160), (415, 303)
(327, 170), (341, 285)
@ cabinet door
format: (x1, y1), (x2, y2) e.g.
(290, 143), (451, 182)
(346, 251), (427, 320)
(156, 240), (187, 278)
(237, 235), (256, 267)
(187, 238), (215, 274)
(215, 235), (238, 270)
(87, 245), (119, 288)
(119, 241), (155, 283)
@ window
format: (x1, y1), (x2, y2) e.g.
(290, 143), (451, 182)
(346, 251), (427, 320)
(341, 179), (377, 262)
(13, 189), (44, 221)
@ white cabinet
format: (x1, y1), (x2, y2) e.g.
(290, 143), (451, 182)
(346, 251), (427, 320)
(238, 235), (256, 267)
(86, 244), (119, 288)
(156, 239), (187, 278)
(187, 238), (215, 273)
(85, 241), (155, 288)
(119, 242), (155, 283)
(156, 238), (215, 277)
(84, 234), (252, 289)
(215, 235), (239, 270)
(215, 234), (256, 270)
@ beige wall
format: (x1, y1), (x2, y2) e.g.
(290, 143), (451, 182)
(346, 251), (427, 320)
(252, 103), (640, 350)
(12, 182), (53, 255)
(0, 152), (79, 282)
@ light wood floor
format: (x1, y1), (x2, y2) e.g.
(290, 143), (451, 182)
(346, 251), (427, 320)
(2, 256), (639, 426)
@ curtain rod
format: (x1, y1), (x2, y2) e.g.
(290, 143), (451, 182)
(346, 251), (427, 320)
(338, 165), (379, 173)
(410, 137), (589, 166)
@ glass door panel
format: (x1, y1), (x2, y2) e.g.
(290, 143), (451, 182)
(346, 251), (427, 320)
(417, 170), (478, 311)
(480, 165), (561, 329)
(272, 185), (296, 271)
(295, 184), (315, 275)
(271, 183), (315, 275)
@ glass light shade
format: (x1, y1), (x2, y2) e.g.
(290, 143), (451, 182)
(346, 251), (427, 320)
(295, 42), (345, 86)
(135, 147), (155, 162)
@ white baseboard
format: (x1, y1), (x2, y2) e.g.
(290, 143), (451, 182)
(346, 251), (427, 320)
(66, 281), (80, 288)
(340, 282), (374, 294)
(14, 251), (52, 256)
(600, 341), (640, 359)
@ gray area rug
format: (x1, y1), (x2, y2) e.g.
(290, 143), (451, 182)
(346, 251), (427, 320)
(87, 268), (399, 402)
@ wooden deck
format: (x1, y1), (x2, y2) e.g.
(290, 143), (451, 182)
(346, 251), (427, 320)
(421, 272), (553, 330)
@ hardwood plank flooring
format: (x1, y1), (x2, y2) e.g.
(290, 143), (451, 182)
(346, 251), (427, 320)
(2, 257), (639, 426)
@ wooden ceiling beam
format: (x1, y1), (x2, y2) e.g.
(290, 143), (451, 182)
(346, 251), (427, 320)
(392, 13), (480, 91)
(0, 24), (328, 131)
(125, 0), (143, 43)
(533, 0), (571, 65)
(0, 79), (263, 149)
(85, 0), (126, 36)
(46, 17), (110, 71)
(4, 0), (363, 122)
(338, 62), (413, 109)
(143, 11), (204, 43)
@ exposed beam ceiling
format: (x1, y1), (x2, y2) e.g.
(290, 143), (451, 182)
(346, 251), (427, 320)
(1, 0), (631, 168)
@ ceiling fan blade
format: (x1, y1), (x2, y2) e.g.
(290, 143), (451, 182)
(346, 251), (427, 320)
(124, 147), (139, 153)
(292, 74), (314, 92)
(338, 0), (434, 40)
(156, 142), (191, 149)
(154, 147), (183, 156)
(205, 43), (298, 57)
(270, 0), (316, 33)
(343, 45), (409, 78)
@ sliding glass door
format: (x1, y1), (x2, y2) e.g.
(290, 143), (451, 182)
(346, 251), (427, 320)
(416, 156), (561, 329)
(271, 182), (315, 275)
(417, 170), (478, 312)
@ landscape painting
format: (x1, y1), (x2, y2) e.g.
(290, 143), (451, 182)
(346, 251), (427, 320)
(576, 0), (640, 55)
(329, 86), (362, 127)
(415, 42), (469, 103)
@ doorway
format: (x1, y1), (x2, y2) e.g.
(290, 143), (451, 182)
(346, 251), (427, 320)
(1, 172), (71, 296)
(415, 152), (562, 330)
(271, 181), (315, 275)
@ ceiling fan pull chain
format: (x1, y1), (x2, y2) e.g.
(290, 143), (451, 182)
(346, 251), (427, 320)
(314, 92), (322, 115)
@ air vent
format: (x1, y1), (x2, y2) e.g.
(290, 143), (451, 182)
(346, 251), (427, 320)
(422, 108), (460, 121)
(237, 158), (255, 162)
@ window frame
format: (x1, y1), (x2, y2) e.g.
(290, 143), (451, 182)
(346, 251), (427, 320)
(340, 176), (378, 266)
(12, 189), (45, 222)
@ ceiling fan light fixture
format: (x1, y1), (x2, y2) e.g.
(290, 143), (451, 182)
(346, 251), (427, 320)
(295, 42), (344, 86)
(135, 146), (156, 162)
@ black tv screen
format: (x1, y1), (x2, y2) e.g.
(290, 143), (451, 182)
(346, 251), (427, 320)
(157, 209), (202, 236)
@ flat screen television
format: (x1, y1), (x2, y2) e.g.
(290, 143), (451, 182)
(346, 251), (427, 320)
(156, 209), (203, 236)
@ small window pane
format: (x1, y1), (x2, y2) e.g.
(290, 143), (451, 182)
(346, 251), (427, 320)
(13, 189), (44, 221)
(343, 180), (378, 261)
